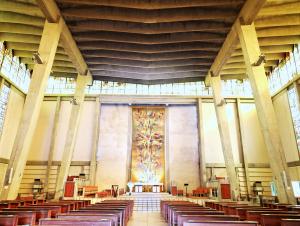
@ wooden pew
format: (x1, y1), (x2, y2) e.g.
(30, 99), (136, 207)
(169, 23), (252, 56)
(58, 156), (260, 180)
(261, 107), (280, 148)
(0, 201), (21, 210)
(260, 214), (300, 226)
(281, 219), (300, 226)
(83, 185), (98, 197)
(83, 206), (127, 221)
(246, 210), (299, 224)
(39, 218), (113, 226)
(0, 215), (18, 226)
(171, 210), (225, 226)
(3, 208), (51, 223)
(31, 203), (70, 213)
(71, 210), (124, 226)
(224, 204), (252, 215)
(235, 207), (272, 220)
(183, 220), (258, 226)
(57, 213), (118, 226)
(165, 203), (205, 221)
(17, 205), (62, 217)
(177, 215), (240, 226)
(0, 210), (36, 225)
(169, 206), (212, 224)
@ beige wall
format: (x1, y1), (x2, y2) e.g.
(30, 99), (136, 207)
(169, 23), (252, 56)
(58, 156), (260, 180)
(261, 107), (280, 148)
(239, 103), (269, 163)
(273, 92), (299, 163)
(168, 105), (200, 192)
(202, 103), (241, 165)
(96, 104), (130, 190)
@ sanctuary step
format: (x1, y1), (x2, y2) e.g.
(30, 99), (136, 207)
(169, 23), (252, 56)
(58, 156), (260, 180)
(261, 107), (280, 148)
(122, 192), (174, 212)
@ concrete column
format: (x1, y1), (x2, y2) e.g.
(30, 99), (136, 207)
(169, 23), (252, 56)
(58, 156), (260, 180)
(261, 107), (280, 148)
(210, 75), (240, 199)
(236, 98), (251, 198)
(89, 96), (101, 185)
(237, 22), (295, 203)
(0, 19), (63, 200)
(54, 74), (91, 199)
(44, 96), (61, 193)
(197, 98), (207, 187)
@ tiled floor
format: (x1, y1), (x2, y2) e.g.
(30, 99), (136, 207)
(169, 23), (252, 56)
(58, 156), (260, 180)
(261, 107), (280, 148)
(128, 212), (167, 226)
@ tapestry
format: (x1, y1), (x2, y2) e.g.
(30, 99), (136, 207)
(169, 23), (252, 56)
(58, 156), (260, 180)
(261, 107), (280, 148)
(131, 107), (165, 183)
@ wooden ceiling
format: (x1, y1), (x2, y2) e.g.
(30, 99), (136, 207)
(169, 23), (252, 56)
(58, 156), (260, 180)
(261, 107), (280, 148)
(0, 0), (299, 84)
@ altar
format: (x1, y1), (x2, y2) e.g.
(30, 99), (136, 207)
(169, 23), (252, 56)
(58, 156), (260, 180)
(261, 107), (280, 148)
(134, 183), (164, 193)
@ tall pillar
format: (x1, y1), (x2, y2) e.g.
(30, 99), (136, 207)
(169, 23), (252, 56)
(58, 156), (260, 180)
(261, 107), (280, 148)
(236, 98), (251, 197)
(210, 75), (240, 199)
(44, 96), (61, 193)
(89, 96), (101, 185)
(237, 22), (295, 203)
(197, 98), (207, 187)
(0, 19), (63, 200)
(54, 74), (91, 199)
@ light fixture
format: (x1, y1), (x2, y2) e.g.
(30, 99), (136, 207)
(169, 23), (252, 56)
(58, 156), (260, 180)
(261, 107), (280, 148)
(32, 52), (44, 64)
(216, 98), (226, 107)
(252, 54), (266, 67)
(70, 97), (79, 105)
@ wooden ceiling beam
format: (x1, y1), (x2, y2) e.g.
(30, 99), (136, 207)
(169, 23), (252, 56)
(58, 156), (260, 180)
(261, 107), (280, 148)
(62, 7), (238, 23)
(0, 1), (44, 18)
(5, 42), (66, 54)
(36, 0), (89, 75)
(232, 44), (293, 56)
(69, 20), (231, 34)
(52, 66), (77, 73)
(78, 41), (221, 53)
(0, 12), (44, 27)
(86, 58), (213, 68)
(91, 75), (203, 85)
(51, 72), (77, 77)
(255, 14), (300, 28)
(92, 71), (206, 80)
(57, 0), (244, 9)
(0, 33), (64, 47)
(258, 1), (300, 16)
(74, 31), (225, 44)
(208, 0), (266, 78)
(89, 65), (209, 74)
(256, 25), (300, 37)
(21, 58), (74, 68)
(0, 23), (42, 35)
(227, 53), (284, 63)
(13, 50), (70, 61)
(83, 50), (217, 61)
(240, 35), (300, 48)
(223, 60), (278, 69)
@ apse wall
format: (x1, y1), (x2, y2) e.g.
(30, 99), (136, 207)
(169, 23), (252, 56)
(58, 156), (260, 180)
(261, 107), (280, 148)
(2, 95), (297, 195)
(168, 105), (200, 192)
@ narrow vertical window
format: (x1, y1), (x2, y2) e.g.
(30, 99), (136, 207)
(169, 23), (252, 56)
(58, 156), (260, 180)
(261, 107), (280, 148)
(0, 83), (10, 137)
(287, 86), (300, 151)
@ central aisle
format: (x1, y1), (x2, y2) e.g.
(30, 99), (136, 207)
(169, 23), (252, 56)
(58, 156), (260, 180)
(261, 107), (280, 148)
(128, 212), (167, 226)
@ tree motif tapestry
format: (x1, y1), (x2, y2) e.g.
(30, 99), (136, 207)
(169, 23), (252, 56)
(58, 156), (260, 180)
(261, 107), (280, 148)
(131, 107), (165, 183)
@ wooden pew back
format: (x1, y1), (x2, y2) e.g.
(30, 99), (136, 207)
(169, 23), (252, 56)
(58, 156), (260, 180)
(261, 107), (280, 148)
(0, 215), (18, 226)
